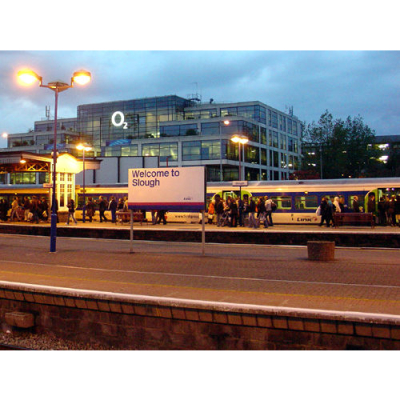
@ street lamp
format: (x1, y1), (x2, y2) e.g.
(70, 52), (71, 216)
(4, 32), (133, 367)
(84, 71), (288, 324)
(219, 120), (230, 181)
(76, 143), (92, 223)
(231, 135), (249, 181)
(1, 132), (8, 148)
(18, 69), (91, 252)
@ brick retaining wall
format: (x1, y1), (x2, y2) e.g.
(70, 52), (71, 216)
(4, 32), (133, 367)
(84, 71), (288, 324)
(1, 282), (399, 350)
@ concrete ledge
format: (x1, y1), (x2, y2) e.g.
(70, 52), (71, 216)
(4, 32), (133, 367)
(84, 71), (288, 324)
(1, 281), (400, 349)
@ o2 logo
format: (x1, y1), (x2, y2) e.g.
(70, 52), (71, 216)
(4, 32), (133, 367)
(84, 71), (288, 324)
(111, 111), (128, 129)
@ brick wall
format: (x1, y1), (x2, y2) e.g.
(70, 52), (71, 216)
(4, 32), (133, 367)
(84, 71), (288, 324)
(1, 283), (399, 350)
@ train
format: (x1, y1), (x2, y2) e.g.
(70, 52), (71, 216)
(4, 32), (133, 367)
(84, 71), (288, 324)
(1, 177), (399, 224)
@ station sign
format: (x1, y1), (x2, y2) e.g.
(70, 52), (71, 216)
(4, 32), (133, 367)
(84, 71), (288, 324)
(128, 167), (206, 212)
(232, 181), (248, 187)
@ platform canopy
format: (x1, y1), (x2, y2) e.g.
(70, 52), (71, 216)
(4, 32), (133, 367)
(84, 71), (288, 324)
(0, 150), (101, 174)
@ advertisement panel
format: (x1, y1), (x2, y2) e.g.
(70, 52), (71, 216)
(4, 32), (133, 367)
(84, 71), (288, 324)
(127, 167), (206, 212)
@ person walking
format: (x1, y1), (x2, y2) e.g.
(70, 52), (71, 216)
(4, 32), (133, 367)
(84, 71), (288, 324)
(66, 198), (77, 225)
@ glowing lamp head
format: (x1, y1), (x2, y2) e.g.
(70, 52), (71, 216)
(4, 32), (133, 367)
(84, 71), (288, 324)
(72, 70), (91, 86)
(76, 143), (92, 152)
(231, 135), (249, 144)
(17, 70), (42, 86)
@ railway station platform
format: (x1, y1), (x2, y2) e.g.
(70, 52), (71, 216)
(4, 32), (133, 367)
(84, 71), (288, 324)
(0, 219), (399, 248)
(0, 233), (399, 350)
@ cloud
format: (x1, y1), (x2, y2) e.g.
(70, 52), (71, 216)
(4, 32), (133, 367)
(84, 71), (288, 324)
(1, 50), (399, 144)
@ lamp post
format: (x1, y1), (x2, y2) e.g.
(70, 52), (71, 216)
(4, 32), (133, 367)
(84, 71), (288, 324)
(231, 135), (249, 181)
(76, 143), (92, 223)
(18, 69), (91, 252)
(219, 120), (230, 181)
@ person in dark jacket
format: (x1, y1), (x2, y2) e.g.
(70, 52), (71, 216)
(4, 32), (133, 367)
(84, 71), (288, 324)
(378, 197), (387, 225)
(257, 196), (268, 228)
(353, 196), (361, 213)
(86, 197), (96, 222)
(98, 196), (108, 222)
(229, 198), (238, 227)
(215, 195), (224, 227)
(66, 198), (77, 225)
(247, 196), (258, 229)
(319, 196), (332, 227)
(108, 196), (118, 223)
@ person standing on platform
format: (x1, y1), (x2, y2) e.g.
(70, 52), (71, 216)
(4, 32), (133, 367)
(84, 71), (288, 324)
(353, 196), (361, 213)
(98, 196), (108, 223)
(108, 196), (118, 223)
(66, 198), (77, 225)
(215, 195), (224, 227)
(157, 210), (167, 225)
(265, 195), (274, 227)
(86, 197), (96, 222)
(247, 196), (258, 229)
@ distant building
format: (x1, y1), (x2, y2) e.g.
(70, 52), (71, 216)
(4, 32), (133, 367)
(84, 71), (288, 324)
(2, 95), (303, 183)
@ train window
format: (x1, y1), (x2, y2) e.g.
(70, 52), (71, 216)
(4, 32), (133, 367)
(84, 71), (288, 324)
(222, 190), (240, 201)
(295, 195), (318, 210)
(349, 195), (365, 211)
(271, 196), (292, 209)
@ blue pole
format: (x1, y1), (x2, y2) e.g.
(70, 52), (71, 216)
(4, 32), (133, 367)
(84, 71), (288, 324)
(50, 88), (58, 253)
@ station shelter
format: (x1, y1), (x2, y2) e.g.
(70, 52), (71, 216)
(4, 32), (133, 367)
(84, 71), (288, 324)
(0, 151), (101, 211)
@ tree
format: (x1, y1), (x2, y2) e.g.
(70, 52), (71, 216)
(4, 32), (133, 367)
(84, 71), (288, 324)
(301, 110), (382, 179)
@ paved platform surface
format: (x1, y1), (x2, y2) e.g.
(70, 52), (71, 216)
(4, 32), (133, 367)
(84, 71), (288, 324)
(0, 232), (399, 318)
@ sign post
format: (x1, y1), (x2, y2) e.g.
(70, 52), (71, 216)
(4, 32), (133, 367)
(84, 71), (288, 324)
(127, 167), (206, 255)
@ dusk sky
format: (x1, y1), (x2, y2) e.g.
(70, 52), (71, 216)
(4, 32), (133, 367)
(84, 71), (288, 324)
(1, 4), (399, 149)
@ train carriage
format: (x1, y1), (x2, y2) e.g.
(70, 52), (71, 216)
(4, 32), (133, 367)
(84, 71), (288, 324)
(1, 177), (399, 224)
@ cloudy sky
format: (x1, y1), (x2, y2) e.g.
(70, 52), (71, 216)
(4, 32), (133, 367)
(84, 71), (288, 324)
(1, 3), (399, 148)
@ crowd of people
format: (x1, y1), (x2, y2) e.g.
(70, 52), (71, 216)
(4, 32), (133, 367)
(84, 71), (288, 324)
(317, 194), (400, 227)
(0, 195), (49, 223)
(207, 194), (276, 229)
(378, 194), (400, 227)
(1, 193), (399, 228)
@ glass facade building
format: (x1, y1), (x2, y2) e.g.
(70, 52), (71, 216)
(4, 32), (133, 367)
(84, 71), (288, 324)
(76, 95), (303, 182)
(4, 95), (303, 183)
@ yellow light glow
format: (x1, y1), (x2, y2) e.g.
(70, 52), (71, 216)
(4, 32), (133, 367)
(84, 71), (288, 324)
(231, 135), (249, 144)
(77, 143), (92, 152)
(20, 159), (26, 164)
(72, 70), (91, 85)
(223, 120), (230, 125)
(17, 70), (41, 85)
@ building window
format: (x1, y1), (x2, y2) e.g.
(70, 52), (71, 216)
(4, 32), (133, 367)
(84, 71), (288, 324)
(201, 141), (221, 160)
(201, 122), (220, 136)
(182, 141), (201, 161)
(273, 132), (278, 148)
(121, 145), (138, 156)
(142, 143), (178, 161)
(10, 172), (36, 185)
(271, 111), (278, 129)
(260, 127), (267, 145)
